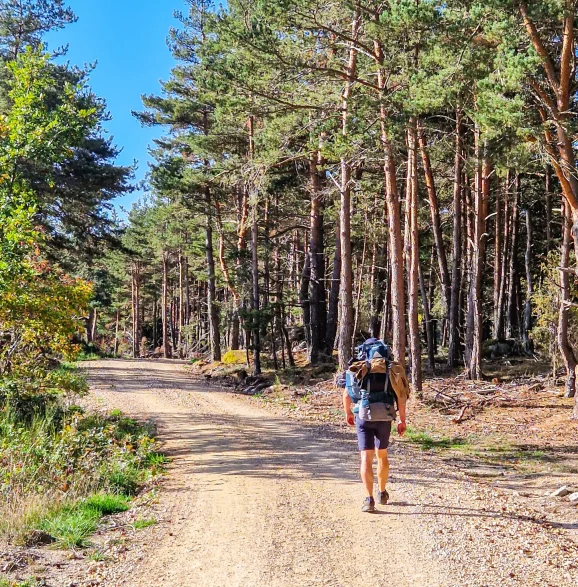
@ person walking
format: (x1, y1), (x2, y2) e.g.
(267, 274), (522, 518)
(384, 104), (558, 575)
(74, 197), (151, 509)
(341, 339), (409, 512)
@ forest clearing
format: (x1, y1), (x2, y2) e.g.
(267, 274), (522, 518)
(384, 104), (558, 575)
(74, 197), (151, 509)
(2, 0), (578, 586)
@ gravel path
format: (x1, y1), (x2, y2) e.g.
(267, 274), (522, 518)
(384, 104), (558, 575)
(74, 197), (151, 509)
(78, 360), (577, 587)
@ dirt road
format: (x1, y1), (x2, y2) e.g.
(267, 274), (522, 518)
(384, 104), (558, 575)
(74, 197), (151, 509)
(83, 360), (578, 587)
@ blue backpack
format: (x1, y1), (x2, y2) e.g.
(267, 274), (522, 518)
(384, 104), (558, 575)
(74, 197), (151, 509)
(345, 339), (395, 410)
(355, 338), (393, 363)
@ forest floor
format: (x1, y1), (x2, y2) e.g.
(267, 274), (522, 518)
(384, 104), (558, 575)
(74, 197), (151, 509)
(2, 358), (577, 587)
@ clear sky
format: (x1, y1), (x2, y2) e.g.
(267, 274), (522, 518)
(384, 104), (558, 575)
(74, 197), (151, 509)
(46, 0), (189, 216)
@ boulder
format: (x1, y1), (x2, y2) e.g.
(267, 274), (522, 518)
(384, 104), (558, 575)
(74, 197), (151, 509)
(568, 492), (578, 503)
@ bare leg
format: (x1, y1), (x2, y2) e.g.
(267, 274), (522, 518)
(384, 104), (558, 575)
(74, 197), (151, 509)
(376, 449), (389, 492)
(360, 450), (374, 497)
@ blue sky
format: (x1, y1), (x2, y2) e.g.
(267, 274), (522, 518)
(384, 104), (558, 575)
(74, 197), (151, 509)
(46, 0), (189, 216)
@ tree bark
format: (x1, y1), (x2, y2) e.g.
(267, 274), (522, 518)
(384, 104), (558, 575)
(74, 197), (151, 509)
(114, 308), (120, 357)
(162, 252), (171, 359)
(494, 170), (511, 340)
(522, 207), (534, 353)
(466, 129), (489, 380)
(325, 225), (341, 355)
(205, 193), (221, 362)
(308, 150), (327, 363)
(506, 174), (521, 339)
(558, 202), (577, 399)
(248, 116), (261, 375)
(372, 32), (406, 365)
(545, 167), (553, 252)
(407, 120), (422, 391)
(418, 258), (435, 371)
(299, 238), (311, 347)
(448, 110), (463, 367)
(418, 123), (450, 315)
(131, 261), (141, 359)
(337, 8), (360, 372)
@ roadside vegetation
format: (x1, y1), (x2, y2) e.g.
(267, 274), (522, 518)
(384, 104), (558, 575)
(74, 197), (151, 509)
(0, 364), (164, 546)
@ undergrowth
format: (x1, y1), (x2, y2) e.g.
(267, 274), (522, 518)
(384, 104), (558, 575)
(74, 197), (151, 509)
(0, 365), (163, 545)
(0, 578), (39, 587)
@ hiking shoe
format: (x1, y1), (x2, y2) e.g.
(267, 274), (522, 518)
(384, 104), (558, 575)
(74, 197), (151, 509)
(377, 489), (389, 505)
(361, 497), (375, 513)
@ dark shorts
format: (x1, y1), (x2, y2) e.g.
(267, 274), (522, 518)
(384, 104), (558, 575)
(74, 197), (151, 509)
(355, 417), (392, 451)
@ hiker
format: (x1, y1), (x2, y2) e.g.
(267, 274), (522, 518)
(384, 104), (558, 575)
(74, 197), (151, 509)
(340, 338), (409, 513)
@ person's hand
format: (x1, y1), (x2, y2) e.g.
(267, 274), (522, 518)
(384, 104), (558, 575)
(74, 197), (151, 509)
(397, 421), (407, 436)
(346, 413), (355, 426)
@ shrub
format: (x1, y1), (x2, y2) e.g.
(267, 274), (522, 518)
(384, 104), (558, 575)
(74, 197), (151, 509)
(221, 350), (247, 365)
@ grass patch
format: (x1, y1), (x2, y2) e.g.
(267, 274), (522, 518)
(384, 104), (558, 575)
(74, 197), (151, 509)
(36, 493), (130, 549)
(37, 507), (98, 549)
(88, 549), (110, 562)
(0, 578), (38, 587)
(82, 493), (130, 515)
(132, 517), (156, 530)
(405, 427), (471, 451)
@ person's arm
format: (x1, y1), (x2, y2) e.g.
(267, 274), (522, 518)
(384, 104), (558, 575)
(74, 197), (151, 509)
(343, 389), (355, 426)
(397, 401), (407, 436)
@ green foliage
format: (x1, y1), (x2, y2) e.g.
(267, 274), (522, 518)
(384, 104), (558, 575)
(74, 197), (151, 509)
(132, 517), (156, 530)
(0, 49), (94, 382)
(531, 251), (578, 370)
(0, 578), (38, 587)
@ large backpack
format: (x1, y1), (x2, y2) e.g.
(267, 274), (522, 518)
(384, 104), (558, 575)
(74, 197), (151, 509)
(345, 339), (397, 420)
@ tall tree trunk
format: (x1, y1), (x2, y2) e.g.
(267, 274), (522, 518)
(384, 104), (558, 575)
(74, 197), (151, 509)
(205, 197), (221, 361)
(558, 202), (577, 399)
(308, 150), (327, 363)
(299, 240), (311, 347)
(248, 116), (261, 375)
(251, 203), (261, 375)
(352, 228), (368, 350)
(493, 175), (503, 339)
(91, 308), (98, 345)
(131, 261), (141, 359)
(494, 170), (511, 340)
(407, 120), (422, 390)
(545, 167), (553, 252)
(152, 298), (158, 350)
(418, 258), (435, 371)
(325, 225), (341, 355)
(114, 308), (120, 357)
(506, 174), (521, 339)
(178, 253), (184, 358)
(337, 8), (360, 372)
(418, 123), (450, 315)
(162, 252), (171, 359)
(467, 130), (489, 380)
(522, 208), (534, 353)
(203, 110), (221, 362)
(448, 110), (463, 367)
(373, 34), (406, 365)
